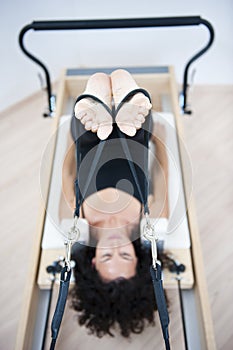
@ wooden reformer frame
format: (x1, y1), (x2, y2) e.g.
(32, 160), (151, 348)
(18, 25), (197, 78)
(15, 66), (216, 350)
(16, 17), (216, 350)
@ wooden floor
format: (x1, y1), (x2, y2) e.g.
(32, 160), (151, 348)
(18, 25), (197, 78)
(0, 84), (233, 350)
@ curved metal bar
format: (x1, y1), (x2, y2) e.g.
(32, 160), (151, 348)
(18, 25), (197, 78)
(18, 16), (214, 116)
(19, 25), (53, 116)
(182, 18), (215, 114)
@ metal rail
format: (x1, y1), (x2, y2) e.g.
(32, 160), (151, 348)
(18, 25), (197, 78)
(19, 16), (214, 116)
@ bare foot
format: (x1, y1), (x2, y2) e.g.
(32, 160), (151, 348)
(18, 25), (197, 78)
(115, 93), (152, 136)
(75, 98), (113, 140)
(74, 73), (113, 140)
(111, 69), (152, 136)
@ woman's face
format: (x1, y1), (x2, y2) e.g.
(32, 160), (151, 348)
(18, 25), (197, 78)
(92, 233), (138, 281)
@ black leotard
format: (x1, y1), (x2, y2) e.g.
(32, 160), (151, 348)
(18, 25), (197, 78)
(71, 114), (153, 205)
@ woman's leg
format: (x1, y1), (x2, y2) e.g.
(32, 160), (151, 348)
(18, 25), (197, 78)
(74, 73), (113, 140)
(111, 69), (152, 136)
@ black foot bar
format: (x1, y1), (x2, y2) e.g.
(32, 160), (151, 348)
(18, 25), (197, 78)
(19, 16), (214, 116)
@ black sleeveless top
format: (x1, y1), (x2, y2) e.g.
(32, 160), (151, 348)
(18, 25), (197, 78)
(71, 115), (153, 205)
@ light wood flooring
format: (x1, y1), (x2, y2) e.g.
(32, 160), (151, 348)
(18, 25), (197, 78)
(0, 85), (232, 350)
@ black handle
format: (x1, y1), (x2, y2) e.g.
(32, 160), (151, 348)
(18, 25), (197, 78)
(19, 16), (214, 115)
(50, 266), (71, 349)
(28, 16), (204, 30)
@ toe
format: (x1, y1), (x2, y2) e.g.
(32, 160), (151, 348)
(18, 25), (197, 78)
(91, 123), (98, 132)
(81, 114), (93, 123)
(118, 123), (137, 137)
(75, 111), (87, 120)
(139, 105), (152, 116)
(136, 114), (145, 123)
(97, 124), (113, 140)
(146, 101), (152, 109)
(134, 120), (142, 129)
(84, 121), (92, 130)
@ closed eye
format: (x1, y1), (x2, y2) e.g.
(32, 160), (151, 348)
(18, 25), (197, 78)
(120, 253), (133, 261)
(100, 253), (112, 262)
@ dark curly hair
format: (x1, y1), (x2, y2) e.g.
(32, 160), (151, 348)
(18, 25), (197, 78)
(70, 238), (163, 338)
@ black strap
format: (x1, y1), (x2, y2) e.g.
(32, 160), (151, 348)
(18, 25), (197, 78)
(82, 139), (105, 208)
(115, 88), (152, 115)
(74, 93), (112, 115)
(49, 266), (72, 350)
(115, 88), (152, 214)
(116, 127), (150, 214)
(74, 138), (107, 217)
(150, 264), (170, 350)
(74, 93), (112, 217)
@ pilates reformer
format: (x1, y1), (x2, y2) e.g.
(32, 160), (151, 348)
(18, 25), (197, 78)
(16, 17), (216, 350)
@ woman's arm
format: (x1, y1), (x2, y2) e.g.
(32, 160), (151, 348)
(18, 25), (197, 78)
(148, 123), (169, 218)
(59, 132), (76, 219)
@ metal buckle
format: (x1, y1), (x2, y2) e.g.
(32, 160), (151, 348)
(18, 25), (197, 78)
(64, 216), (80, 271)
(143, 213), (158, 269)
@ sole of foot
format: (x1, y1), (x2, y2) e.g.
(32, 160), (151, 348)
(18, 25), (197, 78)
(75, 98), (113, 140)
(115, 93), (152, 136)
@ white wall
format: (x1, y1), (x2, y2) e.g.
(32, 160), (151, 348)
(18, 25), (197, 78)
(1, 0), (233, 112)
